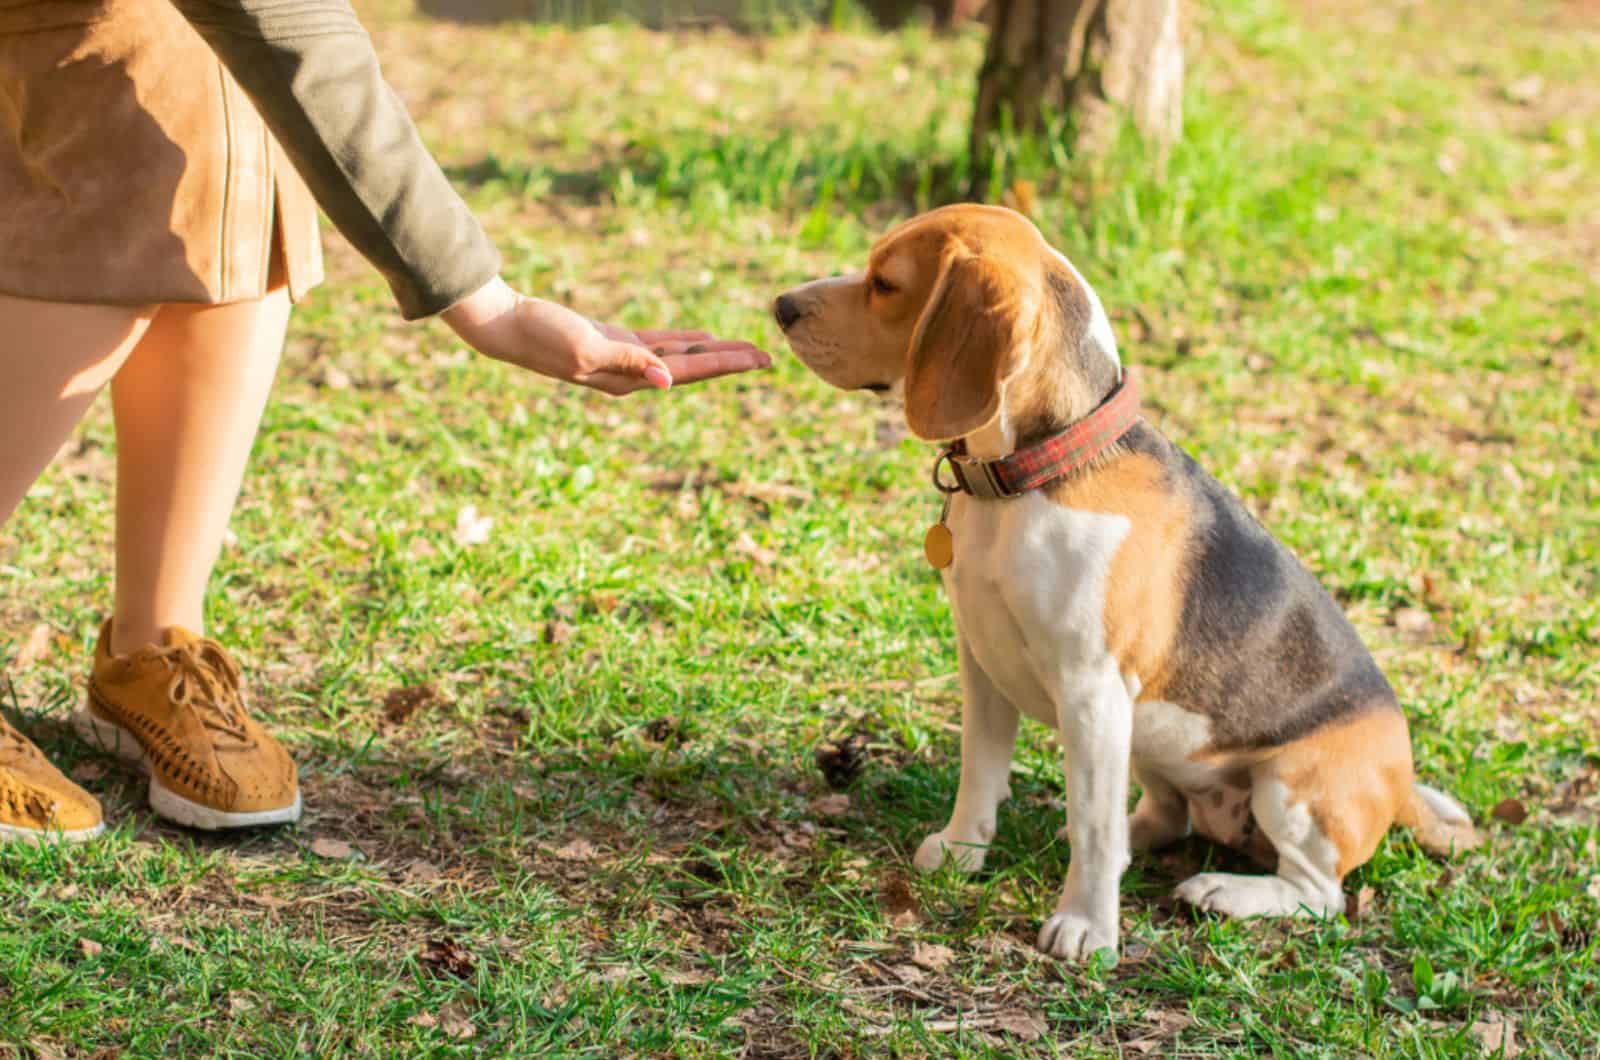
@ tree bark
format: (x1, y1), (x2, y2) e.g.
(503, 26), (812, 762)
(969, 0), (1182, 194)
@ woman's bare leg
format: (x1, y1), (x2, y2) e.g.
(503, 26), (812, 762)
(0, 294), (155, 525)
(109, 288), (290, 653)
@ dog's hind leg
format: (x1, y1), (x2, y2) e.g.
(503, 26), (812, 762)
(914, 637), (1019, 874)
(1127, 762), (1190, 852)
(1174, 708), (1411, 918)
(1172, 776), (1346, 917)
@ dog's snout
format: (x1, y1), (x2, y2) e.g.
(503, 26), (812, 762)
(773, 294), (803, 330)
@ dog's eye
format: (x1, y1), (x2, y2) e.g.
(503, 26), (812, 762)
(869, 274), (897, 296)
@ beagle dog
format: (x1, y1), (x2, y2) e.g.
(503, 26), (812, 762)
(773, 204), (1479, 963)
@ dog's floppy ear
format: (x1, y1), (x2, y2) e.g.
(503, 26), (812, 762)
(904, 250), (1030, 442)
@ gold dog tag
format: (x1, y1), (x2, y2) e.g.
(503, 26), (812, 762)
(924, 522), (954, 569)
(924, 493), (954, 569)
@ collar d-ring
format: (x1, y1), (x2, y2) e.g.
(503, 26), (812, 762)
(931, 450), (963, 494)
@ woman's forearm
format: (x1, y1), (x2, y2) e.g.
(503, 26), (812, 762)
(171, 0), (500, 319)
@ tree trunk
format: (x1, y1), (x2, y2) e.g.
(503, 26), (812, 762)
(969, 0), (1182, 195)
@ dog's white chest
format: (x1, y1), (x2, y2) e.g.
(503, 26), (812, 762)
(942, 492), (1130, 724)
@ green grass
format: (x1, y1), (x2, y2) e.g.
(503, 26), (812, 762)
(3, 0), (1597, 1054)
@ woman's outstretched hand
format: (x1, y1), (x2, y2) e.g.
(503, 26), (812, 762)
(442, 277), (771, 396)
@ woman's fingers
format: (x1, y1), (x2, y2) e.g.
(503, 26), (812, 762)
(659, 345), (771, 385)
(578, 372), (644, 396)
(644, 338), (767, 359)
(578, 345), (771, 396)
(582, 340), (673, 389)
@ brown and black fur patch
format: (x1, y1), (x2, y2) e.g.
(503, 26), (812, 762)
(1043, 267), (1118, 410)
(1267, 707), (1414, 874)
(1086, 423), (1400, 750)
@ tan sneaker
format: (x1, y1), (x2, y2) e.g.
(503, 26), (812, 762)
(1, 715), (105, 844)
(76, 621), (301, 830)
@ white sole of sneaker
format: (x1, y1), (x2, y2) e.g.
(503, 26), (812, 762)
(72, 707), (302, 831)
(0, 820), (105, 845)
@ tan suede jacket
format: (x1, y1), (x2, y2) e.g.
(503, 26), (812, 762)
(173, 0), (500, 318)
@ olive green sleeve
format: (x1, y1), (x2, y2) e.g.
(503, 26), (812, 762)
(171, 0), (500, 319)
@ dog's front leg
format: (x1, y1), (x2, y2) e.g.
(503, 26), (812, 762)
(914, 637), (1019, 873)
(1037, 658), (1132, 963)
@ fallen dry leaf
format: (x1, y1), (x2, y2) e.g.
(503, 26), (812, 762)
(728, 479), (811, 505)
(439, 1009), (477, 1040)
(550, 838), (599, 862)
(1121, 937), (1155, 964)
(642, 717), (680, 744)
(1124, 1010), (1194, 1054)
(909, 941), (955, 972)
(403, 858), (442, 882)
(879, 872), (919, 920)
(241, 892), (289, 910)
(886, 963), (926, 985)
(992, 1009), (1048, 1042)
(1491, 798), (1528, 825)
(1470, 1012), (1521, 1057)
(77, 938), (103, 958)
(815, 733), (869, 790)
(382, 684), (440, 725)
(811, 793), (851, 817)
(14, 622), (54, 668)
(308, 837), (355, 860)
(973, 933), (1029, 961)
(418, 938), (477, 980)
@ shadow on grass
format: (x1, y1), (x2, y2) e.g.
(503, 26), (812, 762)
(414, 0), (970, 33)
(21, 702), (1256, 941)
(445, 126), (975, 218)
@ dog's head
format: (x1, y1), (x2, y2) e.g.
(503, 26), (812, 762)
(773, 204), (1121, 444)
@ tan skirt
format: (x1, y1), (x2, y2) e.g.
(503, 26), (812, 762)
(0, 0), (323, 307)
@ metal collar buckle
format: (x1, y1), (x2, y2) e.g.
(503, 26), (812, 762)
(948, 451), (1013, 499)
(931, 449), (1013, 500)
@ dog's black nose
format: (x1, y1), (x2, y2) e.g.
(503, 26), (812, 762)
(773, 294), (803, 330)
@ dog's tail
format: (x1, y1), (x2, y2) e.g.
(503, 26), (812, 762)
(1395, 782), (1481, 857)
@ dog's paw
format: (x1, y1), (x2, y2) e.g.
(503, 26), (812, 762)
(1036, 910), (1118, 964)
(1174, 872), (1341, 919)
(913, 831), (988, 873)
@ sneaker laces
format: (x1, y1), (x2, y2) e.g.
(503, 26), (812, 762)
(154, 639), (252, 747)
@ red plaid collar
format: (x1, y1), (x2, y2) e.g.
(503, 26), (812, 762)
(934, 370), (1142, 500)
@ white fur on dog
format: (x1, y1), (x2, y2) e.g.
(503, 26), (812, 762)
(917, 490), (1134, 961)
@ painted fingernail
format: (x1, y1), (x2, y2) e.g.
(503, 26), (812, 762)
(644, 365), (673, 389)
